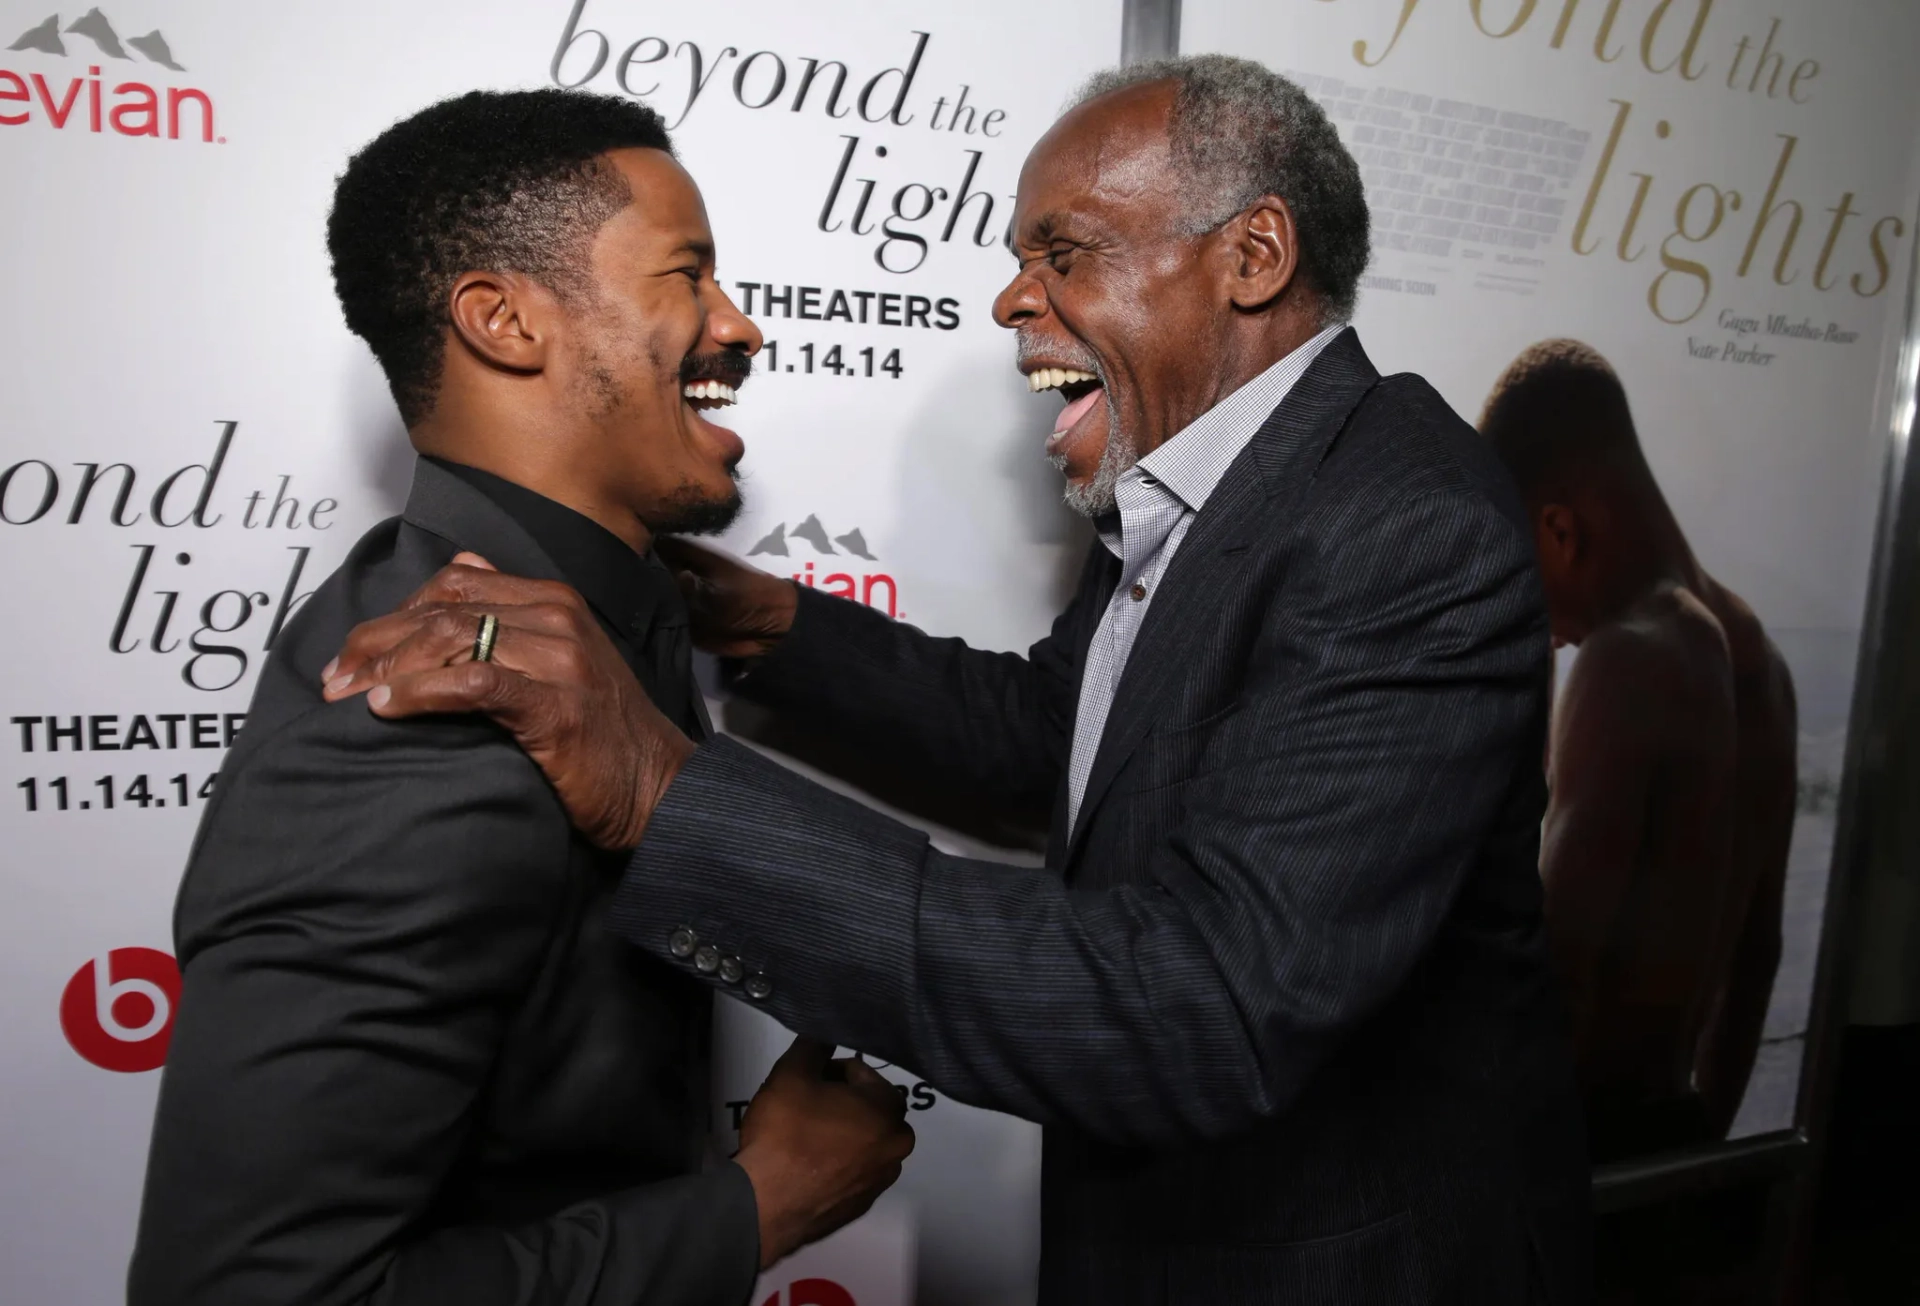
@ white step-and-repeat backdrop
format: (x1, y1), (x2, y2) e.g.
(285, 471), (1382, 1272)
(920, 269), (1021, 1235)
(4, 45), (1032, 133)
(5, 1), (1919, 1303)
(0, 3), (1120, 1303)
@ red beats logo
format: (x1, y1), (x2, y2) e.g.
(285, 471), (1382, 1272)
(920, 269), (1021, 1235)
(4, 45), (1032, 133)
(60, 948), (181, 1072)
(760, 1281), (855, 1306)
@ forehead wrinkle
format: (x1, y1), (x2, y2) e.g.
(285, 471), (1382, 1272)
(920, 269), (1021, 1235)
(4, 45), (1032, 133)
(1084, 120), (1175, 207)
(1021, 95), (1179, 247)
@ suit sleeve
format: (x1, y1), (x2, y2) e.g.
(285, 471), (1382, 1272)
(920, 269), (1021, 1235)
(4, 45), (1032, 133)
(129, 706), (759, 1306)
(724, 542), (1108, 805)
(616, 490), (1547, 1146)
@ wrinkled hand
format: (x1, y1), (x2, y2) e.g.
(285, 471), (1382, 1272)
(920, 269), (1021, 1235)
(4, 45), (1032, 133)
(735, 1037), (915, 1269)
(655, 537), (798, 659)
(320, 553), (688, 850)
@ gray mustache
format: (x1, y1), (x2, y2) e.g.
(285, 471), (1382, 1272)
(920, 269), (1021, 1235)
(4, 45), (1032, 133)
(1015, 334), (1100, 376)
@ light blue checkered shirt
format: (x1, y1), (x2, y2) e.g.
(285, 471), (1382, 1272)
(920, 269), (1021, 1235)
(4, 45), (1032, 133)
(1065, 325), (1344, 832)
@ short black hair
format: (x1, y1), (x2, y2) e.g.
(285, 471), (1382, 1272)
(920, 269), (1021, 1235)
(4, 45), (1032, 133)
(1479, 338), (1645, 496)
(328, 88), (673, 426)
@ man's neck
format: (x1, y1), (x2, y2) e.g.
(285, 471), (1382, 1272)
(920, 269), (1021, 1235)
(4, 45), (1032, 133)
(412, 421), (652, 555)
(1141, 309), (1333, 460)
(1585, 482), (1705, 624)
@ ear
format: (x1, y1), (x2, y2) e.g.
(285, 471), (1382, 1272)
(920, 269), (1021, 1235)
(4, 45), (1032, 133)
(447, 271), (551, 374)
(1221, 196), (1302, 311)
(1536, 502), (1582, 569)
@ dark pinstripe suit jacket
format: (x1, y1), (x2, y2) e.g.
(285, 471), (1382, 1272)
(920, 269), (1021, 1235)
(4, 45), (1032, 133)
(616, 329), (1594, 1304)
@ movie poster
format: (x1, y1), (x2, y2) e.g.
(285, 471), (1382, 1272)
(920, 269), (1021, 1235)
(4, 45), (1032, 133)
(1180, 0), (1920, 1159)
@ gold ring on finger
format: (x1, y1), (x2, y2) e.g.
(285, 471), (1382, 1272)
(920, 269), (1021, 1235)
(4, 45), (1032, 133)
(472, 612), (499, 664)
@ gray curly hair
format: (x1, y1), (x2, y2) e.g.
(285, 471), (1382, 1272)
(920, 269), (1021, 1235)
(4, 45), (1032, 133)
(1072, 54), (1370, 322)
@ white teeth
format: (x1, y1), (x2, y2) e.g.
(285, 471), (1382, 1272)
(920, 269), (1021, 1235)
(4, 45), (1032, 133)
(1026, 367), (1097, 393)
(682, 381), (737, 405)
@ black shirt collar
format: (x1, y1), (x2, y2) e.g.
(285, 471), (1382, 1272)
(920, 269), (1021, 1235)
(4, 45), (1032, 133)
(425, 457), (682, 648)
(423, 458), (707, 739)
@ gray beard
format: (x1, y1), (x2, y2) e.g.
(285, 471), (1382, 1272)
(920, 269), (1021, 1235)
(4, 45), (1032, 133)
(1052, 398), (1138, 517)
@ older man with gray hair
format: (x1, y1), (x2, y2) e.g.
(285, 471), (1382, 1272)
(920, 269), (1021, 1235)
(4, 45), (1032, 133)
(327, 56), (1594, 1304)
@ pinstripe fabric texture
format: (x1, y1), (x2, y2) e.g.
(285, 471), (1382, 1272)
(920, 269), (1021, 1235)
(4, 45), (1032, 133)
(1068, 324), (1342, 832)
(615, 330), (1594, 1305)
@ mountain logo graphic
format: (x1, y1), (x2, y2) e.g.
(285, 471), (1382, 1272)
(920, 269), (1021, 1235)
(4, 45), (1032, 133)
(744, 514), (899, 617)
(9, 9), (183, 69)
(1, 6), (215, 142)
(747, 514), (876, 560)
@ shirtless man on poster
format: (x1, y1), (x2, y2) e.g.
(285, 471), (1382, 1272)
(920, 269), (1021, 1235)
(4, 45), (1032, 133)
(1480, 339), (1798, 1162)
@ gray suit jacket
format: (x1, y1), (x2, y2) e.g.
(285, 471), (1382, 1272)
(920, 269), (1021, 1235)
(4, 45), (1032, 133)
(617, 329), (1593, 1303)
(130, 459), (759, 1306)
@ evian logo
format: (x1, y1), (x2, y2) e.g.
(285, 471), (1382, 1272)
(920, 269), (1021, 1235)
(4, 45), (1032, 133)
(3, 8), (220, 141)
(748, 514), (902, 618)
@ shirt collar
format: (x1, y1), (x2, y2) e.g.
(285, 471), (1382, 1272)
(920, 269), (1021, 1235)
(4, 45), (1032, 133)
(424, 457), (683, 651)
(1134, 323), (1346, 513)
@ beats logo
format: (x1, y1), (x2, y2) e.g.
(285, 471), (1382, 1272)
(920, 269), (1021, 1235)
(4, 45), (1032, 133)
(60, 948), (181, 1073)
(759, 1280), (855, 1306)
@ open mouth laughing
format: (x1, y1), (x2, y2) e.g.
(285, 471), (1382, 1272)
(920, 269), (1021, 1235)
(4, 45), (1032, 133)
(1024, 364), (1106, 456)
(677, 351), (753, 468)
(681, 379), (739, 410)
(680, 347), (752, 413)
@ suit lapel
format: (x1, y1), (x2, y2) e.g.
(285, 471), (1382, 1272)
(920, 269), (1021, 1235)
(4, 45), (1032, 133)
(1063, 329), (1383, 862)
(1044, 543), (1123, 870)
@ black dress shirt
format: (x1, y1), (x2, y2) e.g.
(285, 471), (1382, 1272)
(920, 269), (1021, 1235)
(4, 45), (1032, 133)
(430, 458), (706, 737)
(130, 458), (756, 1306)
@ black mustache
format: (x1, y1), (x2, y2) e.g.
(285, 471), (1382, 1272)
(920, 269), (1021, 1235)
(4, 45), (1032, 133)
(680, 349), (753, 387)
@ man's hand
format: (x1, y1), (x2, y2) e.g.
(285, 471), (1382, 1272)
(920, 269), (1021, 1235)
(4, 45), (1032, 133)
(320, 553), (686, 850)
(655, 537), (798, 659)
(734, 1037), (915, 1269)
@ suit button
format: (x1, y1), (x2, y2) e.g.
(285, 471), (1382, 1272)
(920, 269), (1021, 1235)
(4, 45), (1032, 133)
(744, 973), (773, 1001)
(694, 944), (721, 974)
(718, 955), (745, 985)
(668, 927), (698, 959)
